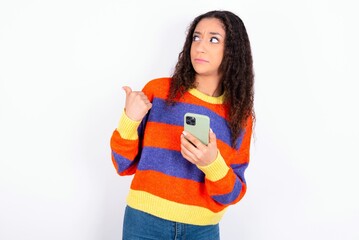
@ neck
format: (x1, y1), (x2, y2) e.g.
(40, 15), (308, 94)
(195, 75), (223, 97)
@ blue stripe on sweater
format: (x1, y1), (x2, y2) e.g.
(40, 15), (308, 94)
(212, 178), (242, 204)
(148, 98), (244, 149)
(112, 151), (135, 173)
(231, 163), (248, 184)
(137, 147), (205, 182)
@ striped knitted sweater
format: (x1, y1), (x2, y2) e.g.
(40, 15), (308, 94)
(110, 77), (252, 226)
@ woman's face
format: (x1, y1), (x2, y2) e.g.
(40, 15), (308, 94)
(190, 18), (226, 78)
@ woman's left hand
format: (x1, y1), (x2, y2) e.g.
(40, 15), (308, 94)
(180, 129), (218, 167)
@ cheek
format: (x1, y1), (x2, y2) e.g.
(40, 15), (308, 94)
(190, 46), (195, 58)
(190, 47), (197, 65)
(214, 52), (224, 66)
(216, 49), (224, 65)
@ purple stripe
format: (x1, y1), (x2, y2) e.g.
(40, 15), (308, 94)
(231, 163), (248, 184)
(137, 147), (205, 182)
(112, 151), (136, 174)
(148, 98), (239, 147)
(212, 178), (242, 204)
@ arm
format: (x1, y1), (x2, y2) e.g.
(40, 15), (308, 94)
(110, 86), (152, 176)
(180, 118), (253, 206)
(110, 111), (143, 176)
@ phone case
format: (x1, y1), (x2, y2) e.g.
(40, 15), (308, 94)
(184, 113), (210, 145)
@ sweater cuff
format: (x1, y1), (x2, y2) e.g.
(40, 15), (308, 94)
(117, 110), (141, 140)
(197, 151), (229, 182)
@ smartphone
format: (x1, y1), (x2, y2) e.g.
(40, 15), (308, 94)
(184, 113), (210, 146)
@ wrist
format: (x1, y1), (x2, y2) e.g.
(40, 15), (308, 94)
(197, 151), (229, 181)
(117, 110), (141, 140)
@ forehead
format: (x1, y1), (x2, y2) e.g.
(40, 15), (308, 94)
(194, 18), (225, 35)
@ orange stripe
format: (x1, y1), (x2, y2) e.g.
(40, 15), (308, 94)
(216, 140), (248, 165)
(237, 116), (253, 161)
(131, 170), (226, 213)
(110, 130), (139, 160)
(205, 170), (238, 195)
(178, 92), (227, 117)
(142, 78), (171, 100)
(143, 122), (183, 151)
(215, 117), (253, 165)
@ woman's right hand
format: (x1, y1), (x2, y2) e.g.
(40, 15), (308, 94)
(122, 86), (152, 121)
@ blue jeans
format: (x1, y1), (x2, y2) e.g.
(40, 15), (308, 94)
(123, 206), (220, 240)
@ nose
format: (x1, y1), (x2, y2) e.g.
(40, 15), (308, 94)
(195, 40), (206, 53)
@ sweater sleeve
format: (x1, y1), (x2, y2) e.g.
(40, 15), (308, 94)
(197, 117), (253, 206)
(110, 81), (154, 176)
(110, 111), (143, 176)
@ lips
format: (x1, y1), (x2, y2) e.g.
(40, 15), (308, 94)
(194, 58), (209, 63)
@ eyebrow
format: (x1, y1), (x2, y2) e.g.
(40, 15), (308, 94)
(193, 31), (224, 37)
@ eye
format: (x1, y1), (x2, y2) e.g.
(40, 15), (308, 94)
(210, 37), (219, 43)
(192, 35), (200, 42)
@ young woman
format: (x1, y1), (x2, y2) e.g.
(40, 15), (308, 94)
(110, 10), (255, 240)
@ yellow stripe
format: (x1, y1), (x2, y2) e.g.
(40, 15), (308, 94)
(197, 151), (229, 182)
(127, 189), (227, 225)
(188, 88), (224, 104)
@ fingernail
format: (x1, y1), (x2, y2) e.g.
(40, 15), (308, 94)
(210, 128), (213, 133)
(182, 131), (187, 136)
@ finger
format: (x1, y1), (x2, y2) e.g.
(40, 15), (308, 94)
(181, 132), (197, 150)
(122, 86), (132, 96)
(139, 97), (152, 108)
(209, 129), (217, 144)
(131, 92), (151, 106)
(182, 131), (204, 150)
(132, 92), (149, 102)
(180, 137), (198, 163)
(181, 149), (196, 164)
(140, 94), (150, 101)
(147, 102), (152, 110)
(181, 134), (204, 161)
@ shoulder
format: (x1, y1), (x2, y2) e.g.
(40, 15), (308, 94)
(142, 77), (171, 100)
(143, 77), (171, 90)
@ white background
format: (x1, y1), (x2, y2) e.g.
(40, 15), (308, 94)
(1, 0), (358, 239)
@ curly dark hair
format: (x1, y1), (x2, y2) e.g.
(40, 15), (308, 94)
(167, 10), (255, 147)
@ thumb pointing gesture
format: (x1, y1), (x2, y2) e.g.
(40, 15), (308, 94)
(122, 86), (152, 121)
(122, 86), (132, 96)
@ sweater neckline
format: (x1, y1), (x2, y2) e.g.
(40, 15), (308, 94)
(188, 88), (224, 104)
